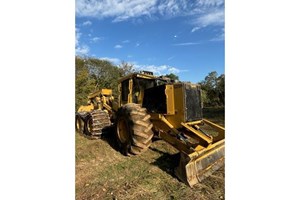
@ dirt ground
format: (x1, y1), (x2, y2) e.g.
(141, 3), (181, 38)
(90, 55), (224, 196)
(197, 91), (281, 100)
(76, 108), (225, 200)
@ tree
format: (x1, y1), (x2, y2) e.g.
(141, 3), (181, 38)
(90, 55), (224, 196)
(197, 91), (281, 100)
(75, 57), (96, 110)
(118, 61), (135, 76)
(216, 74), (225, 105)
(199, 71), (225, 107)
(201, 71), (218, 90)
(75, 57), (122, 110)
(201, 89), (209, 106)
(85, 58), (121, 95)
(164, 73), (179, 81)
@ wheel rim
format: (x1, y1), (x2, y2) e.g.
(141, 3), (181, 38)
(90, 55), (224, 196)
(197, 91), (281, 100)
(76, 116), (84, 133)
(76, 116), (80, 131)
(87, 117), (93, 134)
(117, 117), (130, 143)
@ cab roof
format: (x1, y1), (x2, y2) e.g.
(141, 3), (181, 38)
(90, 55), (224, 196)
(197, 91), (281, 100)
(118, 71), (157, 83)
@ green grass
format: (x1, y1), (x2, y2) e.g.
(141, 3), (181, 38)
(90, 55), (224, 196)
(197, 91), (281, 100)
(203, 107), (225, 127)
(76, 108), (225, 200)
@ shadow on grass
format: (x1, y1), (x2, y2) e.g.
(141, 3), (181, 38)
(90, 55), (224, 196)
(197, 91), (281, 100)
(100, 127), (192, 182)
(102, 129), (182, 180)
(100, 126), (120, 153)
(101, 130), (182, 182)
(149, 146), (181, 179)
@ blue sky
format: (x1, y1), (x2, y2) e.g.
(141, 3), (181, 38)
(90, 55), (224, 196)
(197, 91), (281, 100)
(76, 0), (224, 83)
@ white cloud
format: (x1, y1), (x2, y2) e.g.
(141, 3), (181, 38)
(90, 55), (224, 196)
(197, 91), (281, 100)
(76, 45), (90, 55)
(210, 28), (224, 41)
(99, 57), (121, 65)
(91, 37), (102, 42)
(168, 67), (180, 74)
(191, 27), (201, 33)
(97, 55), (186, 75)
(76, 0), (224, 43)
(157, 0), (184, 17)
(75, 1), (224, 59)
(191, 8), (224, 32)
(114, 44), (123, 49)
(76, 0), (157, 22)
(134, 64), (184, 75)
(173, 42), (203, 46)
(76, 28), (89, 56)
(75, 28), (81, 47)
(195, 0), (224, 7)
(167, 56), (175, 60)
(82, 20), (92, 26)
(76, 0), (224, 23)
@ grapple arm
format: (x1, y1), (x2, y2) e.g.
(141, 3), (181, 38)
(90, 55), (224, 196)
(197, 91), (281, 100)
(151, 114), (225, 187)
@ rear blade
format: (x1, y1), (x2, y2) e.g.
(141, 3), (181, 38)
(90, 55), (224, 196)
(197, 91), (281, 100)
(175, 140), (225, 187)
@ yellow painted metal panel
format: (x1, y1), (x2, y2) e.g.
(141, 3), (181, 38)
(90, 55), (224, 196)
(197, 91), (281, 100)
(118, 73), (155, 83)
(77, 104), (94, 112)
(175, 140), (225, 187)
(203, 119), (225, 142)
(87, 89), (112, 99)
(136, 74), (156, 79)
(118, 83), (121, 107)
(165, 83), (185, 128)
(165, 85), (175, 115)
(128, 79), (133, 103)
(101, 88), (112, 95)
(181, 122), (213, 144)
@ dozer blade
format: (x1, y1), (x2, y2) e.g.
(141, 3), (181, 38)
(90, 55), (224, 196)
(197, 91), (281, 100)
(175, 140), (225, 187)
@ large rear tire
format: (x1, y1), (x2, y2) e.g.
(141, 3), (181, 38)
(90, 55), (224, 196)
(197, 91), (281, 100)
(115, 103), (154, 155)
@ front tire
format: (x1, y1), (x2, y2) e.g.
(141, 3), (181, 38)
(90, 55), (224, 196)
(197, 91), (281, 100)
(83, 110), (111, 138)
(115, 103), (154, 155)
(76, 113), (85, 134)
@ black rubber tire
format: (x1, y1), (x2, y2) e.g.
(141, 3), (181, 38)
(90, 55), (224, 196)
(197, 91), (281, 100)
(75, 113), (85, 134)
(83, 113), (93, 136)
(83, 110), (111, 137)
(115, 103), (154, 156)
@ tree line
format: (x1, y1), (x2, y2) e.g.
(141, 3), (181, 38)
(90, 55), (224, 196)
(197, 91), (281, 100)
(199, 71), (224, 107)
(75, 57), (224, 110)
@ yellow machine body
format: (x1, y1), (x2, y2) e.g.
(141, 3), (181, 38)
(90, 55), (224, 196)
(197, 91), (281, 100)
(77, 71), (225, 187)
(114, 72), (225, 186)
(78, 89), (114, 113)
